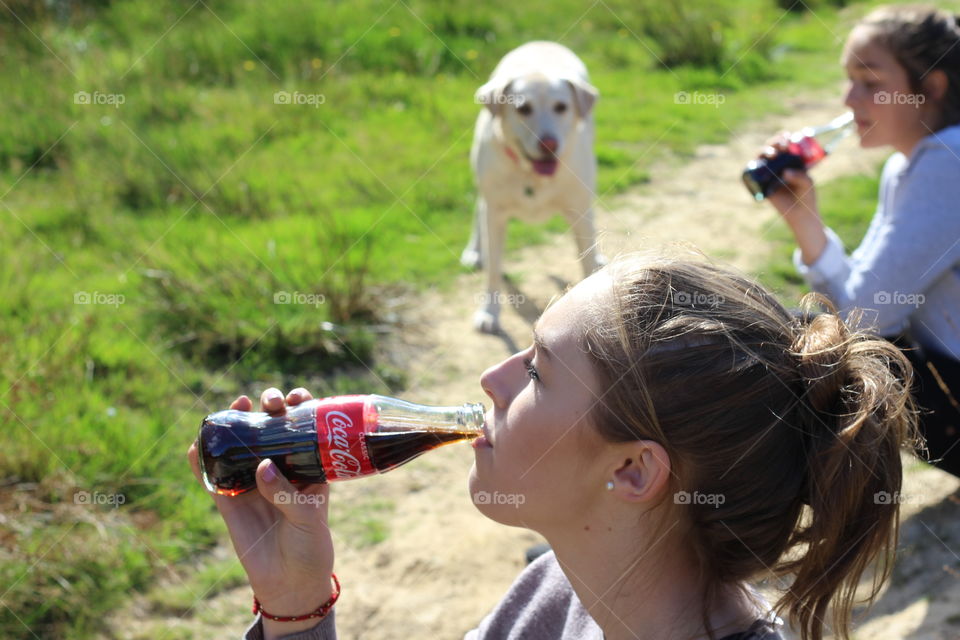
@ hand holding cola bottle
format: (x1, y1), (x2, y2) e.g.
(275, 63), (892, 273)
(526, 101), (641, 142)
(755, 132), (829, 266)
(187, 387), (335, 638)
(758, 132), (821, 222)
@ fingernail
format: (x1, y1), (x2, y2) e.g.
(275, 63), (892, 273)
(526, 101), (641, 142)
(265, 389), (282, 402)
(263, 460), (277, 483)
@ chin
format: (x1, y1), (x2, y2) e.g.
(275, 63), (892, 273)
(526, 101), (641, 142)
(473, 501), (528, 527)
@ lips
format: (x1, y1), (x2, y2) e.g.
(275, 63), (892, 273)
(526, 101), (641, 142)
(473, 422), (494, 449)
(472, 435), (492, 449)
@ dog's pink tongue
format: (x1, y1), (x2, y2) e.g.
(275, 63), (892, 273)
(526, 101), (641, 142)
(532, 159), (558, 176)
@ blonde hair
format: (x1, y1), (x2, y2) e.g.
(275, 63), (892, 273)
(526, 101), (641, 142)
(581, 254), (921, 640)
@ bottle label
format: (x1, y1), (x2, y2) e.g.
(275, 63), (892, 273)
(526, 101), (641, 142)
(790, 136), (826, 168)
(314, 395), (376, 481)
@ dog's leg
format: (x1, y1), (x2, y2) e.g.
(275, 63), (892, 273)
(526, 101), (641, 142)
(568, 206), (606, 277)
(474, 205), (507, 333)
(461, 197), (484, 270)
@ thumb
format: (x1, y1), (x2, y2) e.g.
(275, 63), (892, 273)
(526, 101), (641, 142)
(255, 459), (329, 523)
(783, 168), (812, 186)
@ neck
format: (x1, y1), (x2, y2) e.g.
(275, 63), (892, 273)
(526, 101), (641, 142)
(543, 512), (760, 640)
(895, 118), (938, 158)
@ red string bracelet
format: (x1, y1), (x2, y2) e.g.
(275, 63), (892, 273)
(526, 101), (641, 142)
(252, 573), (340, 622)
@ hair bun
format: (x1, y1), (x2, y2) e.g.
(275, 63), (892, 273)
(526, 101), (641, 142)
(792, 309), (850, 416)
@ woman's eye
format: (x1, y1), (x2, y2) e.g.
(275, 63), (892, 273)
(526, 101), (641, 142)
(523, 358), (541, 381)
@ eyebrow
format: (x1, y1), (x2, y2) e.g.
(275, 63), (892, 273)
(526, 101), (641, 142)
(532, 326), (552, 361)
(843, 58), (884, 71)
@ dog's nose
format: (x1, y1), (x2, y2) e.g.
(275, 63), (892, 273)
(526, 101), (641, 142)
(538, 137), (558, 154)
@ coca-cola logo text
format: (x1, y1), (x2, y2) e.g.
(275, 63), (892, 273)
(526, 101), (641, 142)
(324, 410), (363, 477)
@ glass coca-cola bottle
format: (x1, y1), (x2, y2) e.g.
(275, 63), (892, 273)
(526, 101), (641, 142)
(198, 395), (485, 496)
(742, 112), (855, 201)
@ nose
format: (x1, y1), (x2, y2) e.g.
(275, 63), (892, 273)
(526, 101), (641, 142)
(538, 136), (558, 154)
(842, 82), (859, 110)
(479, 353), (524, 410)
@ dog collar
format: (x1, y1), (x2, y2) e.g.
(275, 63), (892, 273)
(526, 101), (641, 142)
(503, 145), (521, 165)
(503, 145), (537, 196)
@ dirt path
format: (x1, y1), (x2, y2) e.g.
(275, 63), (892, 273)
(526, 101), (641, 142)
(105, 87), (960, 640)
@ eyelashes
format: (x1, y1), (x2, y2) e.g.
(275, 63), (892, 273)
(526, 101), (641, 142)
(523, 358), (541, 381)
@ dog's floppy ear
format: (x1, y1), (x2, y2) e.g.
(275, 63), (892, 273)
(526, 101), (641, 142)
(475, 77), (513, 116)
(565, 78), (599, 118)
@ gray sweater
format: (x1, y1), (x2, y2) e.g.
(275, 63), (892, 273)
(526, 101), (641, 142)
(793, 124), (960, 360)
(241, 551), (784, 639)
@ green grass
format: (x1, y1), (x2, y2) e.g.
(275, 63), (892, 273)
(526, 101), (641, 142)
(0, 0), (896, 637)
(146, 555), (249, 616)
(331, 493), (396, 549)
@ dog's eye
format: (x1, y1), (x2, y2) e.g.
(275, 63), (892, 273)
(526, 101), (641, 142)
(517, 103), (533, 116)
(554, 102), (567, 114)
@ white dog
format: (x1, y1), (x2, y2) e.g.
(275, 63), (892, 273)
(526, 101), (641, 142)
(463, 41), (604, 334)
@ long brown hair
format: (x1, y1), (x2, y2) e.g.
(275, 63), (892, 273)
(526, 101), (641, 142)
(860, 4), (960, 130)
(581, 254), (921, 640)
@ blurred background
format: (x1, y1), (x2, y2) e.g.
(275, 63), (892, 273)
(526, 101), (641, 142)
(2, 0), (958, 638)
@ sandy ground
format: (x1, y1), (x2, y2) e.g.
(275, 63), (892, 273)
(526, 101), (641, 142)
(104, 87), (960, 640)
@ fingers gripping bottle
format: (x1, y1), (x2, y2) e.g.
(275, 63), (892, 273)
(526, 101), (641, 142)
(198, 395), (485, 496)
(742, 112), (855, 201)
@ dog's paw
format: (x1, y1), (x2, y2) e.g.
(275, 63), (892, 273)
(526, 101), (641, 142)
(473, 308), (501, 334)
(461, 249), (483, 270)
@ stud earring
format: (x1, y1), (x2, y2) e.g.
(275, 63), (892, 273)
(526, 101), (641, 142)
(605, 481), (614, 491)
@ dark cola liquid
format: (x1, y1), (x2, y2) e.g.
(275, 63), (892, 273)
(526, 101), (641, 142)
(365, 430), (478, 472)
(199, 410), (327, 496)
(200, 412), (479, 496)
(742, 150), (807, 199)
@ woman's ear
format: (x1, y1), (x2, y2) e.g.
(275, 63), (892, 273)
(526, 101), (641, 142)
(609, 440), (672, 503)
(923, 69), (948, 103)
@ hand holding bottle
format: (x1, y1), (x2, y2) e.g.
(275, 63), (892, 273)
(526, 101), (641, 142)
(754, 133), (829, 266)
(759, 132), (821, 221)
(187, 388), (335, 638)
(742, 112), (853, 211)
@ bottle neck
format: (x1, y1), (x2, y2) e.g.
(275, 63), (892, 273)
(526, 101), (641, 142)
(367, 395), (485, 435)
(807, 111), (854, 137)
(457, 403), (486, 433)
(804, 112), (855, 153)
